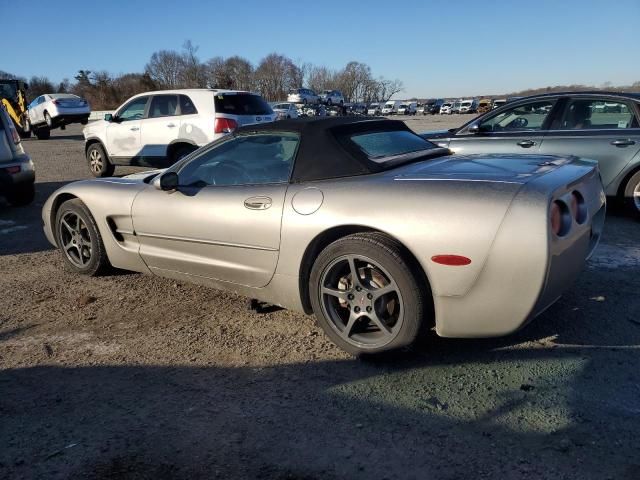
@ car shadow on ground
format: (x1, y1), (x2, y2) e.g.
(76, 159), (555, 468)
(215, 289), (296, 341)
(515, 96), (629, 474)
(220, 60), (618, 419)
(22, 134), (85, 142)
(0, 181), (68, 255)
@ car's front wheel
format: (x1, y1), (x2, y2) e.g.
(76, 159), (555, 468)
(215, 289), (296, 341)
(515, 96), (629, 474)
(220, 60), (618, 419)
(34, 127), (50, 140)
(86, 143), (115, 177)
(44, 112), (53, 128)
(55, 199), (109, 276)
(624, 170), (640, 218)
(310, 233), (426, 355)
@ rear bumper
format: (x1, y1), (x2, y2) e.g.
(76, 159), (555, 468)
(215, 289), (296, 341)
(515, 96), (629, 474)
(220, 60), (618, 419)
(434, 166), (606, 338)
(51, 113), (90, 126)
(0, 155), (35, 193)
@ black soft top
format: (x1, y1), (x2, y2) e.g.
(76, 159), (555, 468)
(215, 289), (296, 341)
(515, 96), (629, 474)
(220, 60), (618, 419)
(236, 117), (416, 183)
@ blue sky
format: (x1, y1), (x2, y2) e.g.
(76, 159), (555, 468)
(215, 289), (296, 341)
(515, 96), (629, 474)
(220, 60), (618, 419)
(3, 0), (638, 98)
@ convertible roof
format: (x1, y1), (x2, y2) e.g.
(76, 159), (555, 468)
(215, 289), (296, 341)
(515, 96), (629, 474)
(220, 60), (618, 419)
(237, 117), (413, 182)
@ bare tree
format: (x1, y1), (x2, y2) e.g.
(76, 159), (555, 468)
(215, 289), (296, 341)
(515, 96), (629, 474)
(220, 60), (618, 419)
(145, 50), (184, 88)
(224, 56), (254, 91)
(27, 76), (55, 100)
(180, 40), (207, 88)
(377, 77), (404, 102)
(254, 53), (301, 101)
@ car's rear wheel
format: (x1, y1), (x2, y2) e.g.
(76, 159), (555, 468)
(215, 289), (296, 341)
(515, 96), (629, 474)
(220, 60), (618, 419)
(6, 182), (35, 206)
(55, 199), (109, 276)
(87, 143), (115, 177)
(310, 233), (425, 355)
(34, 127), (50, 140)
(624, 170), (640, 218)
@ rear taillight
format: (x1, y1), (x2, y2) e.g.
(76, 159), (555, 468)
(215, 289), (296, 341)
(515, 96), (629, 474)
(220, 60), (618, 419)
(52, 100), (59, 105)
(5, 166), (20, 174)
(214, 118), (238, 134)
(550, 200), (570, 237)
(570, 191), (587, 224)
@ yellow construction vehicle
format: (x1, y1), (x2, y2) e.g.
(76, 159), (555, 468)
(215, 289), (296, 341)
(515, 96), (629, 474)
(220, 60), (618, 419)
(0, 79), (30, 138)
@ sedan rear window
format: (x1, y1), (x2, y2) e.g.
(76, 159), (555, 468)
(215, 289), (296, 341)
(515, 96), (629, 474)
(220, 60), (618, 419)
(349, 130), (438, 162)
(214, 94), (273, 116)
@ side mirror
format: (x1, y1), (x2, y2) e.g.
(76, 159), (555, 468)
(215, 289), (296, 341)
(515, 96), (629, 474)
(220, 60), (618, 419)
(467, 123), (480, 134)
(156, 171), (179, 191)
(104, 113), (113, 122)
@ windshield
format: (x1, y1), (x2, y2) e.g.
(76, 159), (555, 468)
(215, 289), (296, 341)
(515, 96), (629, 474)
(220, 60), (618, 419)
(214, 93), (272, 116)
(349, 130), (439, 162)
(461, 102), (472, 107)
(443, 103), (451, 107)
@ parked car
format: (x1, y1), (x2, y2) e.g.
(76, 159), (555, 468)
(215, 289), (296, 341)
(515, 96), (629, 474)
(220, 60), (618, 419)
(367, 103), (382, 115)
(492, 98), (507, 109)
(319, 90), (344, 105)
(451, 101), (462, 114)
(424, 99), (445, 115)
(0, 104), (35, 205)
(271, 102), (299, 120)
(423, 91), (640, 215)
(477, 99), (492, 114)
(287, 88), (320, 105)
(459, 99), (478, 114)
(382, 100), (402, 115)
(43, 117), (605, 355)
(82, 89), (275, 177)
(439, 102), (452, 114)
(26, 93), (90, 139)
(397, 102), (417, 115)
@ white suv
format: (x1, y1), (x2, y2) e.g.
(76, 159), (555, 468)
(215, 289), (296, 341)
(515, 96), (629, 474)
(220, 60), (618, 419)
(319, 90), (344, 105)
(83, 89), (275, 177)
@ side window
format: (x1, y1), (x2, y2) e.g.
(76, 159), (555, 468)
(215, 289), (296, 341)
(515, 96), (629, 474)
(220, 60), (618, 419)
(37, 96), (45, 105)
(149, 95), (178, 118)
(179, 95), (198, 115)
(560, 99), (637, 130)
(478, 100), (556, 132)
(117, 97), (148, 121)
(178, 133), (299, 188)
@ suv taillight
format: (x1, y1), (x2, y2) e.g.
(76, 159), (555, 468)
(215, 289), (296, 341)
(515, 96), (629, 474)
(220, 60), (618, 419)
(214, 118), (238, 134)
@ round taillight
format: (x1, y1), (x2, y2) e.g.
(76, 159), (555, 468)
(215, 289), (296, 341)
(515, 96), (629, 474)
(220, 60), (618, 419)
(550, 200), (570, 237)
(570, 190), (587, 224)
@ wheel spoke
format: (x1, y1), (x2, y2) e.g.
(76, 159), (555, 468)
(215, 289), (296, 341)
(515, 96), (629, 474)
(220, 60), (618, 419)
(60, 218), (75, 236)
(371, 281), (398, 300)
(341, 312), (358, 339)
(368, 310), (392, 335)
(347, 256), (360, 286)
(321, 286), (349, 301)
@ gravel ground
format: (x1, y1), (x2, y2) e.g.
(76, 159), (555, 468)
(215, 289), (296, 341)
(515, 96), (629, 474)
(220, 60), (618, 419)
(1, 117), (639, 480)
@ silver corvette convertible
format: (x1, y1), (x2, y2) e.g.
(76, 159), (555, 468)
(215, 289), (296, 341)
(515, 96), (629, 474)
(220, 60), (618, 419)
(43, 117), (606, 355)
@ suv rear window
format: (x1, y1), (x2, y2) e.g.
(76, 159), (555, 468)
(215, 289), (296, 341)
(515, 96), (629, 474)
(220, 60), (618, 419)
(214, 94), (272, 116)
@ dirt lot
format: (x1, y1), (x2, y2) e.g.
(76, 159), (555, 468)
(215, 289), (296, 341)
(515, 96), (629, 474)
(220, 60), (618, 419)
(1, 118), (639, 480)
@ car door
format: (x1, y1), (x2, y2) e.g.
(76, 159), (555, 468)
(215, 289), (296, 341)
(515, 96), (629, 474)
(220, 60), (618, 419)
(106, 96), (148, 159)
(537, 96), (640, 193)
(131, 132), (300, 288)
(27, 97), (41, 124)
(139, 94), (180, 160)
(445, 98), (560, 155)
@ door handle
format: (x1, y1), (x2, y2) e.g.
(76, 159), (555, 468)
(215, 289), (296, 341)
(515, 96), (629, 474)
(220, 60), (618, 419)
(610, 139), (635, 147)
(244, 196), (272, 210)
(130, 127), (139, 131)
(517, 140), (536, 148)
(167, 123), (176, 128)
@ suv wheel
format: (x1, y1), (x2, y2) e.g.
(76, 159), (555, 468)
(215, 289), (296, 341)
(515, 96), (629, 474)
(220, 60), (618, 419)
(6, 182), (35, 206)
(87, 143), (115, 177)
(34, 127), (50, 140)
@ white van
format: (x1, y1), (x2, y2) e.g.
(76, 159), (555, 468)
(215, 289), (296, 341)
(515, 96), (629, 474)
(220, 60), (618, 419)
(397, 102), (417, 115)
(459, 98), (478, 114)
(381, 100), (402, 115)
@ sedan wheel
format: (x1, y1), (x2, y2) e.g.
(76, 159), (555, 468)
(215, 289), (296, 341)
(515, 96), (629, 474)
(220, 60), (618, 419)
(310, 233), (426, 355)
(55, 199), (109, 275)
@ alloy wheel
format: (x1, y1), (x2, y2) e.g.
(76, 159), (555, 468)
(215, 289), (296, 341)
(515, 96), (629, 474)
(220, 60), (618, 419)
(319, 254), (404, 348)
(58, 211), (93, 268)
(89, 149), (103, 174)
(634, 181), (640, 212)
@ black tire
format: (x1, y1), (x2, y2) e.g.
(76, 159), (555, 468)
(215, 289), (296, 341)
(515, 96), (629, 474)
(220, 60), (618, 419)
(34, 127), (50, 140)
(86, 143), (115, 177)
(81, 119), (88, 125)
(624, 170), (640, 218)
(170, 144), (196, 163)
(309, 233), (426, 355)
(6, 182), (35, 206)
(55, 199), (109, 276)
